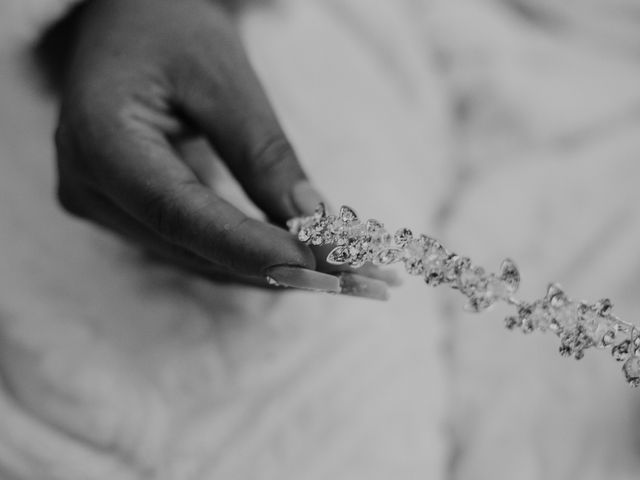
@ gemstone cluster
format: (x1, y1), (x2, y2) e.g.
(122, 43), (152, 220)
(287, 204), (640, 388)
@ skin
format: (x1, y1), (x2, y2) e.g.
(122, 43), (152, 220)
(56, 0), (320, 287)
(55, 0), (396, 290)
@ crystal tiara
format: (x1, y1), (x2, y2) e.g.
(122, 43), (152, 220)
(287, 204), (640, 388)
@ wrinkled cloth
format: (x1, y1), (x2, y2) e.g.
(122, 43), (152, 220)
(1, 0), (640, 479)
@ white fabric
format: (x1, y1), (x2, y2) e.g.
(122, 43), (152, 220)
(0, 0), (81, 44)
(0, 0), (640, 478)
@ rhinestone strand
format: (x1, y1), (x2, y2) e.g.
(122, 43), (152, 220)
(287, 204), (640, 388)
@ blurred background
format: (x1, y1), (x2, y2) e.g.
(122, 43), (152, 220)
(1, 0), (640, 478)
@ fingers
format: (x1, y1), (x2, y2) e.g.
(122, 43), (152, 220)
(55, 0), (393, 299)
(173, 22), (321, 222)
(57, 90), (393, 298)
(60, 183), (390, 298)
(64, 116), (315, 277)
(59, 181), (346, 293)
(60, 179), (394, 299)
(165, 15), (399, 296)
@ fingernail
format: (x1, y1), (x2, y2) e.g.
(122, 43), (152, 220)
(377, 270), (403, 287)
(265, 265), (341, 293)
(289, 180), (326, 216)
(337, 273), (389, 301)
(357, 265), (403, 287)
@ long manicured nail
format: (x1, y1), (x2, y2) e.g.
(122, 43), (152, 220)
(288, 180), (326, 216)
(356, 265), (403, 287)
(337, 272), (389, 301)
(265, 265), (341, 293)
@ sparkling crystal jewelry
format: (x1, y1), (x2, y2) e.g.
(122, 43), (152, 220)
(287, 204), (640, 388)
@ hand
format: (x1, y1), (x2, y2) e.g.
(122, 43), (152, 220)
(54, 0), (395, 297)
